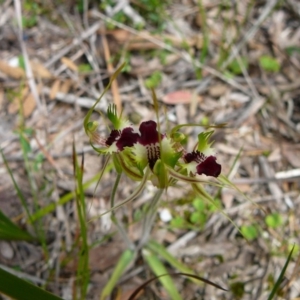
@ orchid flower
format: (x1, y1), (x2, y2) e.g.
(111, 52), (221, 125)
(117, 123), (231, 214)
(181, 131), (221, 178)
(85, 104), (139, 154)
(85, 102), (221, 189)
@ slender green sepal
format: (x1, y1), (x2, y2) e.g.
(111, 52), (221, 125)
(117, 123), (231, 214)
(88, 168), (150, 222)
(192, 183), (245, 239)
(170, 123), (226, 137)
(218, 175), (266, 214)
(83, 63), (125, 136)
(112, 153), (123, 174)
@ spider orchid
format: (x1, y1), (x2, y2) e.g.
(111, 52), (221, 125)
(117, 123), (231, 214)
(85, 104), (139, 154)
(181, 131), (221, 178)
(121, 119), (182, 188)
(85, 103), (221, 189)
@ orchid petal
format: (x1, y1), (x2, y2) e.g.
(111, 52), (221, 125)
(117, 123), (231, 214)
(196, 155), (221, 177)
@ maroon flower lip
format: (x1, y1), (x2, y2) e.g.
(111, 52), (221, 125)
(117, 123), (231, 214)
(106, 127), (139, 151)
(104, 120), (221, 177)
(138, 120), (163, 169)
(138, 120), (162, 146)
(184, 151), (221, 177)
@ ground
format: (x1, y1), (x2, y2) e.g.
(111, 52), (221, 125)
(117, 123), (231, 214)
(0, 0), (300, 299)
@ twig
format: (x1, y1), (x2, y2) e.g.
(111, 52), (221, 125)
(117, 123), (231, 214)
(100, 31), (122, 113)
(45, 21), (102, 68)
(89, 10), (250, 96)
(14, 0), (42, 112)
(221, 0), (280, 70)
(42, 87), (108, 111)
(137, 188), (164, 249)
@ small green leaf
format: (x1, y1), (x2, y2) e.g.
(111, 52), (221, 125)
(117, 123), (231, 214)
(265, 213), (283, 228)
(285, 46), (300, 56)
(259, 55), (280, 72)
(78, 63), (92, 72)
(145, 71), (162, 89)
(170, 216), (186, 229)
(190, 211), (206, 226)
(228, 57), (249, 75)
(192, 198), (205, 211)
(241, 225), (258, 241)
(201, 116), (209, 126)
(230, 281), (245, 299)
(33, 153), (44, 171)
(19, 134), (31, 154)
(18, 55), (26, 70)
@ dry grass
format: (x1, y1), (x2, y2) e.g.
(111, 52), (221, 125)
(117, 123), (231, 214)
(0, 0), (300, 299)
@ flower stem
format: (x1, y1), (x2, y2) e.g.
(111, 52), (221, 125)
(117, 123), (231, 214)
(111, 173), (135, 250)
(137, 188), (164, 249)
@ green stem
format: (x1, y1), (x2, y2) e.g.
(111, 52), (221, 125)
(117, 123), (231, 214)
(111, 173), (135, 250)
(138, 188), (164, 249)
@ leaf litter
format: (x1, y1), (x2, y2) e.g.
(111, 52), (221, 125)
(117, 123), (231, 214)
(0, 1), (300, 299)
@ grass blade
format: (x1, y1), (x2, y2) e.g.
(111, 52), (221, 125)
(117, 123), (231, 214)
(147, 240), (196, 276)
(143, 248), (182, 300)
(0, 209), (35, 241)
(30, 156), (111, 222)
(1, 148), (33, 223)
(267, 245), (295, 300)
(0, 267), (63, 300)
(100, 249), (135, 300)
(72, 143), (89, 300)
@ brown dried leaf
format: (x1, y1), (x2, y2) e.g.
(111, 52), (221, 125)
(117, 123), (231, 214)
(162, 90), (197, 104)
(0, 89), (3, 110)
(8, 87), (29, 114)
(49, 79), (61, 100)
(30, 61), (53, 79)
(23, 92), (36, 117)
(282, 144), (300, 168)
(208, 84), (228, 97)
(61, 57), (78, 72)
(0, 60), (25, 79)
(60, 79), (73, 94)
(8, 85), (40, 117)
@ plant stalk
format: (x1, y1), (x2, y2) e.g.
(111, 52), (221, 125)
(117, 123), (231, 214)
(138, 188), (164, 249)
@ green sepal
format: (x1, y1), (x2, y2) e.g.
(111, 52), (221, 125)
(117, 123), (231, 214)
(128, 143), (148, 172)
(197, 131), (215, 155)
(83, 63), (125, 135)
(152, 159), (168, 189)
(112, 153), (122, 174)
(170, 131), (186, 143)
(107, 104), (129, 130)
(86, 121), (100, 143)
(87, 121), (98, 133)
(117, 152), (144, 181)
(160, 138), (182, 168)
